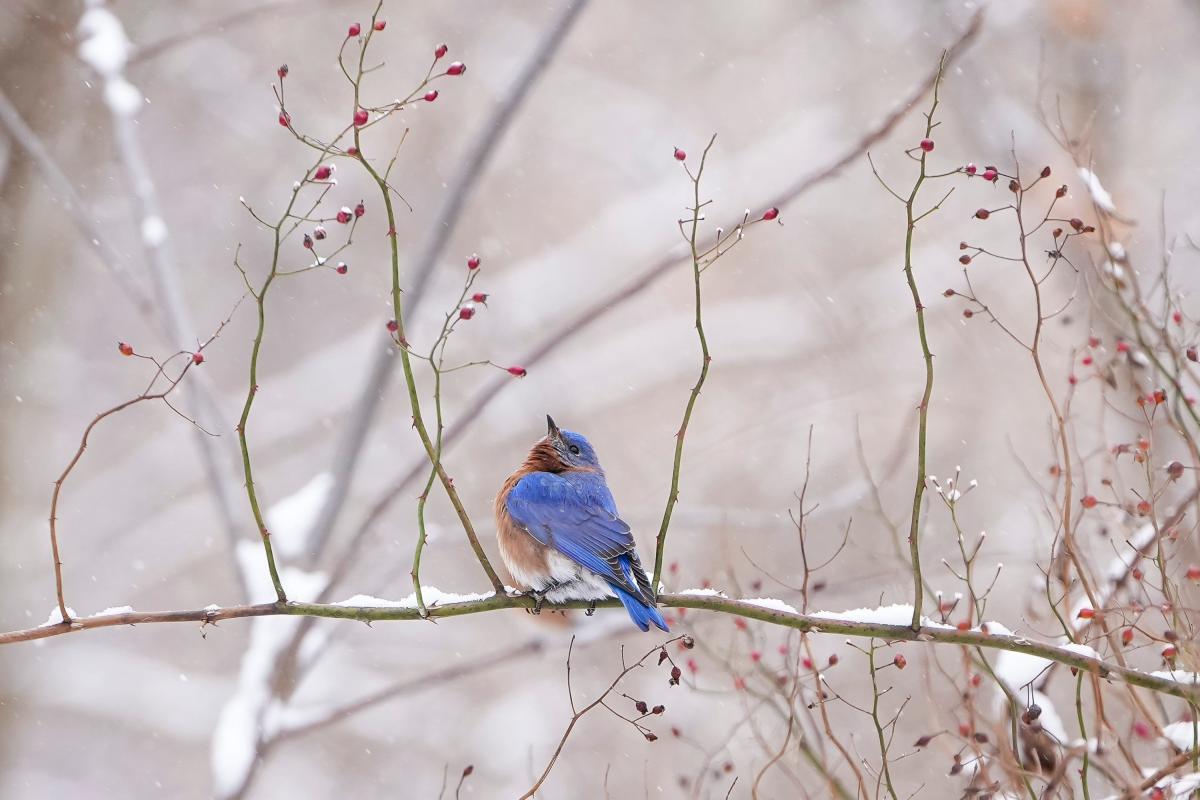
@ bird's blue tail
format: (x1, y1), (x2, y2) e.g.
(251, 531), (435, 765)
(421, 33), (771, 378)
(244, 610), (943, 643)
(612, 584), (669, 632)
(612, 557), (669, 632)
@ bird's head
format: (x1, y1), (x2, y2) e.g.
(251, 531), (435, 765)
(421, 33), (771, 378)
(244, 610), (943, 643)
(537, 415), (602, 471)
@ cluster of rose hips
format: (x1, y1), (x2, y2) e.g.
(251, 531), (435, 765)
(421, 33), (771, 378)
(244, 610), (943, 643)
(382, 253), (527, 378)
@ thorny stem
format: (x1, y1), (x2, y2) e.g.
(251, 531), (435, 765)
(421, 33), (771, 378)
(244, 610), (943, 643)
(410, 272), (484, 616)
(8, 594), (1200, 703)
(46, 308), (237, 622)
(519, 635), (689, 799)
(653, 134), (718, 590)
(346, 12), (504, 593)
(875, 52), (950, 630)
(236, 153), (348, 604)
(865, 643), (900, 800)
(48, 352), (206, 621)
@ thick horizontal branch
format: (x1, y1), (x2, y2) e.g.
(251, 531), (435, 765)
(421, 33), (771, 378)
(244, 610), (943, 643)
(4, 593), (1194, 704)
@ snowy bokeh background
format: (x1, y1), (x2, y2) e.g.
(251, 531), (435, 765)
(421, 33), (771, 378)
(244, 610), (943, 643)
(3, 1), (1200, 797)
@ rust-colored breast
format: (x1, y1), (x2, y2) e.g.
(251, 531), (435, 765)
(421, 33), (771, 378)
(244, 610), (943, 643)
(494, 470), (550, 588)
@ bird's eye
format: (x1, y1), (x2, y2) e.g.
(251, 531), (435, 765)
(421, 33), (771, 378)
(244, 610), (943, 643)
(568, 444), (581, 456)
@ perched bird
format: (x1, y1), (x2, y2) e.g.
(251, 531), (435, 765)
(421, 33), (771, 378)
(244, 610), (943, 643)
(495, 416), (669, 632)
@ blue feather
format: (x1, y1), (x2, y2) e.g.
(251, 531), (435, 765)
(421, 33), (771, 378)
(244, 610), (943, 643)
(506, 469), (667, 631)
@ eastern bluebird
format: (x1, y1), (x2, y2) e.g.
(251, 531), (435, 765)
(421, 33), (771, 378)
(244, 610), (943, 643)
(495, 416), (669, 632)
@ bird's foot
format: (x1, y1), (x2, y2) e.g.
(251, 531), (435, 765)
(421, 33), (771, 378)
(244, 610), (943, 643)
(524, 589), (547, 615)
(585, 600), (597, 617)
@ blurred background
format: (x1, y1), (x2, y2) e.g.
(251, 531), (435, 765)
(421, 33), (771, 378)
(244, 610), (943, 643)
(2, 1), (1200, 797)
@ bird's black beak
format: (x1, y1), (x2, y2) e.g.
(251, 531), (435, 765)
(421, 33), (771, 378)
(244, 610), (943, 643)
(546, 415), (561, 440)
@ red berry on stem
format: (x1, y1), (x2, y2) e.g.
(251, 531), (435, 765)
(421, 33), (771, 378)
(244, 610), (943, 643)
(1081, 495), (1098, 509)
(471, 292), (488, 303)
(893, 653), (907, 669)
(761, 207), (779, 221)
(467, 253), (481, 270)
(346, 146), (359, 157)
(314, 164), (333, 180)
(277, 64), (289, 79)
(435, 43), (448, 59)
(965, 163), (977, 175)
(507, 366), (527, 378)
(1076, 608), (1094, 620)
(982, 168), (997, 181)
(919, 138), (934, 152)
(337, 207), (352, 224)
(424, 90), (439, 102)
(386, 319), (398, 333)
(354, 108), (369, 126)
(354, 201), (366, 218)
(374, 20), (386, 30)
(1040, 166), (1051, 178)
(118, 342), (133, 356)
(673, 147), (686, 161)
(974, 208), (990, 220)
(192, 352), (205, 366)
(278, 111), (291, 127)
(446, 61), (466, 76)
(459, 306), (475, 320)
(959, 254), (971, 265)
(348, 22), (361, 37)
(336, 262), (348, 274)
(313, 225), (327, 240)
(1121, 628), (1134, 646)
(303, 234), (314, 249)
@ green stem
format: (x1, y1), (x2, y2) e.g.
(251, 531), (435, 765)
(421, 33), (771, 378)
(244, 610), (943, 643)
(237, 216), (300, 603)
(1076, 670), (1092, 800)
(11, 594), (1200, 703)
(355, 151), (504, 594)
(652, 134), (718, 590)
(898, 54), (948, 630)
(866, 644), (899, 800)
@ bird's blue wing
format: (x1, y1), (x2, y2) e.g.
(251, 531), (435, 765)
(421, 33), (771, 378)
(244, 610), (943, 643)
(505, 471), (643, 598)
